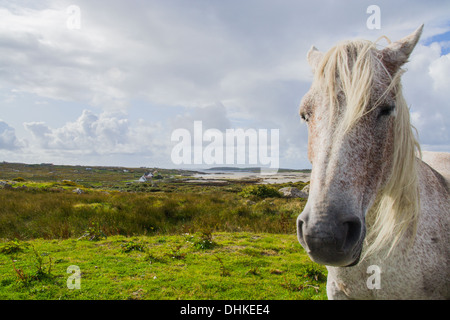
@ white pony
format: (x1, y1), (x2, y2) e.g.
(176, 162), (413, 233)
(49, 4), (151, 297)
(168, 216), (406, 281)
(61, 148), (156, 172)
(296, 25), (449, 299)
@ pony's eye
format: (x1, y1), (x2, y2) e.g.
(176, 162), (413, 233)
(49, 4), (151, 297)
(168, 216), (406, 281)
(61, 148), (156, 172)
(378, 104), (395, 118)
(300, 112), (310, 122)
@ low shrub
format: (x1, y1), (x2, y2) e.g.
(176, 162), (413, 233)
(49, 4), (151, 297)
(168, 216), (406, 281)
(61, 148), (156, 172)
(185, 230), (216, 250)
(120, 240), (145, 253)
(62, 180), (78, 186)
(78, 221), (107, 241)
(0, 240), (29, 255)
(238, 185), (281, 199)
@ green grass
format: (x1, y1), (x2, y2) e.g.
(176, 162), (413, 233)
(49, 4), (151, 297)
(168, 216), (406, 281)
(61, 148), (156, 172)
(0, 188), (306, 240)
(0, 233), (327, 300)
(0, 162), (320, 300)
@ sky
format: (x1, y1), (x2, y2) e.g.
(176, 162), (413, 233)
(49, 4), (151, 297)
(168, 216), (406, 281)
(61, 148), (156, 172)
(0, 0), (449, 170)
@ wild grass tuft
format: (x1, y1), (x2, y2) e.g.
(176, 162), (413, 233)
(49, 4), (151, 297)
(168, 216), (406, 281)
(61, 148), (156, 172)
(0, 187), (305, 240)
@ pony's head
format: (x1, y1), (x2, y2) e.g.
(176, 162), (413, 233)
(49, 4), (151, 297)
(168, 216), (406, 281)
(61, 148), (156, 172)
(297, 26), (423, 267)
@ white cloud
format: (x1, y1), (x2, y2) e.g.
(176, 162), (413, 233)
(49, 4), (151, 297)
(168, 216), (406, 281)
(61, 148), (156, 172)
(0, 120), (24, 150)
(403, 43), (450, 148)
(0, 0), (449, 168)
(24, 110), (163, 156)
(429, 54), (450, 92)
(169, 103), (232, 133)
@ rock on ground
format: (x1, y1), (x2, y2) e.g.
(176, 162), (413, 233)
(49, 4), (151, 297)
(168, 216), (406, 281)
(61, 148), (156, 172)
(278, 187), (308, 198)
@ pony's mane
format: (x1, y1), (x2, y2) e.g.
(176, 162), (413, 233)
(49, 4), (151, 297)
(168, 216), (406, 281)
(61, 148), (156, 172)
(311, 39), (421, 259)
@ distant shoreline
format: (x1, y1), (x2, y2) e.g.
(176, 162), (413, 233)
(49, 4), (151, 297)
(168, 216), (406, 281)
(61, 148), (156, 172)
(1, 161), (310, 174)
(192, 170), (311, 184)
(202, 167), (311, 173)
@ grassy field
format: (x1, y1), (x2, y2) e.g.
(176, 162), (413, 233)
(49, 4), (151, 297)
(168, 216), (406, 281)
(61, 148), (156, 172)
(0, 162), (326, 300)
(0, 233), (327, 300)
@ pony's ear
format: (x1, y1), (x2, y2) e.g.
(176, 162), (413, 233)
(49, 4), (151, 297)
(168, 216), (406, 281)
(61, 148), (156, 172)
(307, 46), (324, 73)
(380, 24), (424, 76)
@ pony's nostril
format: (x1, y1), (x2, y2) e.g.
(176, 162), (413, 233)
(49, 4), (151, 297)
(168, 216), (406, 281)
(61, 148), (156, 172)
(296, 218), (311, 252)
(341, 219), (362, 252)
(296, 219), (304, 241)
(297, 219), (303, 233)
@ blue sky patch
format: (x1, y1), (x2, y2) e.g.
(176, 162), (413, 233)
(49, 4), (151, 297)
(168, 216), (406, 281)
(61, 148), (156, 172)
(424, 29), (450, 55)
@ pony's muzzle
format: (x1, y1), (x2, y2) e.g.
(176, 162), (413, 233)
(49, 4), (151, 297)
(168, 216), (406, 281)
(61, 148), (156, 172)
(297, 207), (363, 267)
